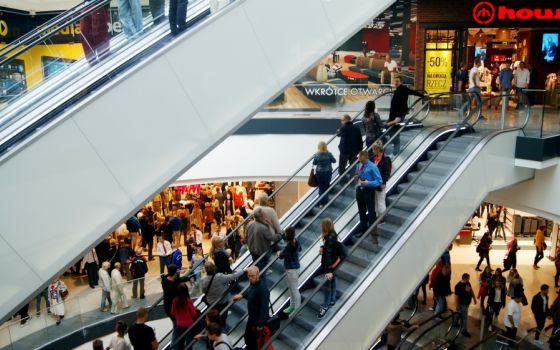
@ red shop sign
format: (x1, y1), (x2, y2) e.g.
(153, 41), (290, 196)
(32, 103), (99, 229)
(473, 1), (560, 25)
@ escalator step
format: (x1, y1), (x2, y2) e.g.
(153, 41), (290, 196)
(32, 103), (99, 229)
(386, 194), (422, 211)
(426, 150), (461, 164)
(407, 171), (441, 188)
(378, 222), (401, 239)
(345, 253), (369, 268)
(416, 161), (451, 176)
(384, 207), (411, 225)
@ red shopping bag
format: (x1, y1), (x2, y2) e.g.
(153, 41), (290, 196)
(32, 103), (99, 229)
(257, 326), (274, 350)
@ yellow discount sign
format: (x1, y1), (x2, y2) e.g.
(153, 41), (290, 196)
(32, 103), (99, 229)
(424, 50), (452, 94)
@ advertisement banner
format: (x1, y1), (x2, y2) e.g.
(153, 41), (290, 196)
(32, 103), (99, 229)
(424, 50), (453, 94)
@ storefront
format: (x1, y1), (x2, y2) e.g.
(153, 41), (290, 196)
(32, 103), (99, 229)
(414, 0), (560, 94)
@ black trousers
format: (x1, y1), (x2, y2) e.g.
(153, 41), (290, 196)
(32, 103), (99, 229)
(534, 247), (544, 266)
(339, 153), (356, 176)
(356, 187), (376, 234)
(476, 253), (490, 269)
(244, 324), (260, 350)
(535, 315), (546, 340)
(505, 326), (517, 344)
(85, 262), (99, 286)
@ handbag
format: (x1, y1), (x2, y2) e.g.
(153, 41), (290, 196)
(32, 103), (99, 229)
(60, 290), (69, 300)
(307, 168), (317, 187)
(257, 326), (274, 350)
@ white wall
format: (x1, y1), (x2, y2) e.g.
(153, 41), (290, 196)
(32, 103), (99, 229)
(486, 165), (560, 221)
(172, 134), (337, 185)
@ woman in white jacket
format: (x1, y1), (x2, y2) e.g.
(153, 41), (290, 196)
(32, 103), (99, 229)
(99, 261), (112, 312)
(48, 278), (68, 325)
(110, 262), (129, 314)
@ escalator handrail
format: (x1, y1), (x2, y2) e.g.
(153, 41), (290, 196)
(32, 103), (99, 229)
(0, 0), (112, 68)
(171, 97), (432, 350)
(397, 310), (453, 348)
(0, 0), (92, 57)
(259, 92), (479, 349)
(162, 92), (421, 349)
(408, 311), (461, 349)
(467, 329), (502, 350)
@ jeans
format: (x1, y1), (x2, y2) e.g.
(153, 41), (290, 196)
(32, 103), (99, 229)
(469, 86), (482, 112)
(35, 288), (50, 313)
(316, 171), (332, 205)
(149, 0), (165, 24)
(132, 277), (145, 298)
(323, 276), (337, 307)
(286, 269), (301, 309)
(100, 290), (112, 310)
(457, 304), (469, 333)
(169, 0), (189, 35)
(251, 252), (270, 285)
(338, 153), (356, 176)
(517, 87), (526, 109)
(534, 247), (544, 266)
(356, 187), (376, 234)
(118, 0), (143, 39)
(434, 295), (447, 315)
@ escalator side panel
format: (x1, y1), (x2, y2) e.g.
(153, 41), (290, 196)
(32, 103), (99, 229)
(313, 130), (534, 350)
(0, 0), (397, 321)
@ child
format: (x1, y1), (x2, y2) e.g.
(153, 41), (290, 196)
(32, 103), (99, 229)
(277, 227), (301, 315)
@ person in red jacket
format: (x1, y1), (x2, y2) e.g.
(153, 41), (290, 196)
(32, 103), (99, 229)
(171, 284), (198, 349)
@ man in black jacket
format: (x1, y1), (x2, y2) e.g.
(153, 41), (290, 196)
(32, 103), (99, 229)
(531, 284), (550, 343)
(233, 266), (270, 350)
(385, 76), (425, 155)
(337, 114), (363, 176)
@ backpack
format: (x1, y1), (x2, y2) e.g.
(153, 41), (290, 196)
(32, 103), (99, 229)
(337, 241), (348, 260)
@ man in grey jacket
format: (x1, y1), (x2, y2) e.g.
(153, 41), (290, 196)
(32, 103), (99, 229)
(246, 207), (283, 285)
(256, 194), (282, 235)
(200, 261), (244, 325)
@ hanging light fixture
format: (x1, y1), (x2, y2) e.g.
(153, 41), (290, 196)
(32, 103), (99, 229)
(495, 28), (511, 42)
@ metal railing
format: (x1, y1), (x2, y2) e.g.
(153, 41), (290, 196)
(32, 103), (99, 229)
(164, 94), (430, 349)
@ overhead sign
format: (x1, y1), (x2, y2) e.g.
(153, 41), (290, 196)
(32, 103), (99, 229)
(472, 1), (560, 25)
(424, 50), (453, 94)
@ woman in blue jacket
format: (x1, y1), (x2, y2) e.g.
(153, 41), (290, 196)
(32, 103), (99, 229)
(313, 141), (336, 207)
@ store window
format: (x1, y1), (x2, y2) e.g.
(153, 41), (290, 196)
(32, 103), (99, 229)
(424, 29), (459, 94)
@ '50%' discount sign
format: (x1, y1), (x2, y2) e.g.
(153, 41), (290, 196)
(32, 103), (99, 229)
(424, 50), (453, 94)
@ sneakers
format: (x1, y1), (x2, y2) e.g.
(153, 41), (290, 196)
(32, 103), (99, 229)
(283, 306), (295, 315)
(318, 307), (329, 319)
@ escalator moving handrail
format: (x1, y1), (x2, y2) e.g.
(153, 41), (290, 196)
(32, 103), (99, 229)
(0, 0), (112, 68)
(169, 96), (431, 350)
(260, 92), (479, 349)
(467, 329), (501, 350)
(397, 310), (453, 348)
(0, 0), (91, 57)
(408, 311), (460, 349)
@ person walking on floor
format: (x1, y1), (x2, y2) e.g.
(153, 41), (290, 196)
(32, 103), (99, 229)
(99, 261), (113, 312)
(514, 62), (530, 109)
(475, 232), (492, 271)
(110, 262), (129, 314)
(354, 150), (383, 241)
(169, 0), (189, 36)
(337, 114), (362, 176)
(504, 293), (523, 343)
(385, 76), (425, 155)
(130, 248), (149, 299)
(81, 248), (99, 288)
(534, 225), (546, 269)
(277, 226), (301, 316)
(487, 278), (506, 331)
(48, 278), (68, 325)
(317, 218), (341, 319)
(118, 0), (143, 39)
(35, 287), (50, 316)
(233, 266), (270, 350)
(157, 235), (173, 275)
(468, 58), (484, 119)
(313, 141), (336, 207)
(503, 238), (520, 272)
(478, 266), (492, 311)
(454, 273), (476, 337)
(433, 265), (452, 315)
(531, 284), (551, 345)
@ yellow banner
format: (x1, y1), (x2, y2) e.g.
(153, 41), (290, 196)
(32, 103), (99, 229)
(424, 50), (453, 94)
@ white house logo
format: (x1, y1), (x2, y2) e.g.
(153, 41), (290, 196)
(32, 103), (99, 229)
(473, 2), (560, 23)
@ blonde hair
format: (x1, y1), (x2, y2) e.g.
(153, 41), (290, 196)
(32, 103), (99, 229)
(372, 140), (384, 152)
(317, 141), (328, 153)
(321, 218), (335, 238)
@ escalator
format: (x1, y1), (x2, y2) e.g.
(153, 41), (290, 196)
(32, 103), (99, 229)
(261, 94), (535, 349)
(155, 94), (469, 349)
(0, 0), (397, 320)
